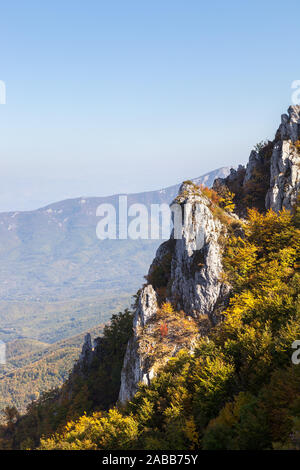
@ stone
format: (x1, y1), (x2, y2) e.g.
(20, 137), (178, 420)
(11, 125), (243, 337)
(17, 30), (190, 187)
(79, 333), (93, 366)
(118, 106), (300, 405)
(266, 106), (300, 212)
(119, 183), (230, 404)
(118, 285), (158, 403)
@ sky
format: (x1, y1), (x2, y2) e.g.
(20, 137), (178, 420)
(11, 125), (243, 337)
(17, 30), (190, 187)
(0, 0), (300, 211)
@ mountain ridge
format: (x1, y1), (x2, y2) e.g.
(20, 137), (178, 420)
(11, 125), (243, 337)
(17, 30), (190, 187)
(1, 107), (300, 450)
(0, 167), (230, 344)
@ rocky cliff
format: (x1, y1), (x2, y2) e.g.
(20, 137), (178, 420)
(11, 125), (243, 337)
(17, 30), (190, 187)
(119, 106), (300, 404)
(214, 105), (300, 215)
(266, 106), (300, 212)
(119, 183), (233, 403)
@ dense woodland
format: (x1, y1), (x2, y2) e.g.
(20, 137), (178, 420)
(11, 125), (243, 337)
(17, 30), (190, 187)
(0, 185), (299, 450)
(0, 310), (132, 449)
(0, 325), (104, 418)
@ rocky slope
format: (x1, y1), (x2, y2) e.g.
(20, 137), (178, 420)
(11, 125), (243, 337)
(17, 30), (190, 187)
(266, 106), (300, 212)
(0, 324), (103, 417)
(0, 167), (229, 344)
(214, 105), (300, 216)
(119, 105), (300, 404)
(119, 183), (233, 403)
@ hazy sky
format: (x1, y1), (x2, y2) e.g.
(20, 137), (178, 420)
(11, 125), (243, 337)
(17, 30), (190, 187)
(0, 0), (300, 211)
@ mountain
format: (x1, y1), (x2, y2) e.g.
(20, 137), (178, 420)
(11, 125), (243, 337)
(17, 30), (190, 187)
(0, 167), (230, 420)
(0, 167), (230, 344)
(119, 181), (232, 403)
(0, 324), (104, 418)
(3, 105), (298, 451)
(119, 105), (300, 402)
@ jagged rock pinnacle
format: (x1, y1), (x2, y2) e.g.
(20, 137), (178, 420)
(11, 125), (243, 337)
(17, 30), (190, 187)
(119, 183), (230, 403)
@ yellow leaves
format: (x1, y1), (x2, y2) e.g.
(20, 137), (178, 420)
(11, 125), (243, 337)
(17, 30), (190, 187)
(136, 397), (154, 425)
(39, 409), (139, 450)
(222, 290), (257, 331)
(222, 204), (299, 332)
(195, 355), (235, 395)
(246, 207), (264, 226)
(223, 237), (258, 288)
(218, 204), (299, 382)
(199, 185), (220, 204)
(37, 200), (300, 452)
(164, 402), (183, 420)
(219, 191), (236, 213)
(138, 303), (199, 372)
(293, 195), (300, 229)
(183, 417), (199, 449)
(166, 384), (190, 412)
(294, 140), (300, 150)
(246, 207), (294, 256)
(206, 392), (254, 432)
(160, 302), (175, 316)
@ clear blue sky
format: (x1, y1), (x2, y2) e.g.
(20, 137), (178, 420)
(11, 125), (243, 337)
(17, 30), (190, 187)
(0, 0), (300, 211)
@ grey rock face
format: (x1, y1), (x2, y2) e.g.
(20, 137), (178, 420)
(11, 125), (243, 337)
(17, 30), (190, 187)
(279, 106), (300, 142)
(214, 107), (300, 215)
(170, 184), (226, 323)
(266, 106), (300, 212)
(118, 106), (300, 405)
(119, 183), (229, 404)
(79, 333), (93, 366)
(118, 285), (158, 404)
(244, 150), (262, 183)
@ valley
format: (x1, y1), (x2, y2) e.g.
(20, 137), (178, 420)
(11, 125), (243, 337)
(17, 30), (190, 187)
(0, 167), (229, 415)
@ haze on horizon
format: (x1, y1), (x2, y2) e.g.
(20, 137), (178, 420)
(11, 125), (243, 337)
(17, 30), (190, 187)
(0, 0), (300, 212)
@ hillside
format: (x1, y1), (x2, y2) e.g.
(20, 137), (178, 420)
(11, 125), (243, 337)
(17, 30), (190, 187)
(0, 168), (229, 344)
(0, 106), (299, 450)
(0, 168), (228, 421)
(0, 325), (104, 417)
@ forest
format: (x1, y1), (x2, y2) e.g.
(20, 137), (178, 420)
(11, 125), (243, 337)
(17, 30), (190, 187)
(1, 192), (299, 450)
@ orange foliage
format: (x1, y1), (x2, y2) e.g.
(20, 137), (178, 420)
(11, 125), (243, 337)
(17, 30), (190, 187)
(160, 322), (168, 338)
(200, 185), (220, 204)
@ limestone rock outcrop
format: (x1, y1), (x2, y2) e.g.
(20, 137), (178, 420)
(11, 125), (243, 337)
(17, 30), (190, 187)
(214, 106), (300, 215)
(169, 183), (227, 323)
(119, 183), (230, 403)
(79, 333), (93, 366)
(118, 285), (158, 404)
(118, 106), (300, 405)
(266, 106), (300, 212)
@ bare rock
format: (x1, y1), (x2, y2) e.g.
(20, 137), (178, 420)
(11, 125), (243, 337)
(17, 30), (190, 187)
(119, 183), (230, 404)
(266, 106), (300, 212)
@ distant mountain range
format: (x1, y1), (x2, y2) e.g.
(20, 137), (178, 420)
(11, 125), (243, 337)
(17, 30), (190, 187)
(0, 167), (230, 344)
